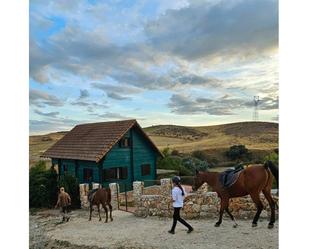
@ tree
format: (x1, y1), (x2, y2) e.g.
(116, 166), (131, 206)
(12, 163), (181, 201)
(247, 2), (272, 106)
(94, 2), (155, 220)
(192, 150), (208, 161)
(226, 145), (250, 161)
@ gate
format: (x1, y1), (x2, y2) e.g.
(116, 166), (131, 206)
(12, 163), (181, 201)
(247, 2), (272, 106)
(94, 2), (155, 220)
(117, 183), (136, 213)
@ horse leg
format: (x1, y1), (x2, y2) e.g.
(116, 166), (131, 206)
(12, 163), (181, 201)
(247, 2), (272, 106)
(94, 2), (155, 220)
(98, 205), (102, 221)
(225, 207), (238, 228)
(108, 203), (113, 221)
(89, 203), (92, 221)
(103, 204), (108, 223)
(263, 190), (276, 229)
(215, 197), (229, 227)
(250, 192), (264, 227)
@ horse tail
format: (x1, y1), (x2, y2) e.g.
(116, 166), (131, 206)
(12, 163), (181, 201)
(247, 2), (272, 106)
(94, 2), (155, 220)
(264, 160), (279, 188)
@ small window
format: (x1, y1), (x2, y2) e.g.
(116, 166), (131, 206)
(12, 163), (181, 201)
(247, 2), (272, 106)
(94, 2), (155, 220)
(119, 137), (130, 148)
(119, 167), (128, 179)
(141, 164), (151, 176)
(83, 168), (93, 182)
(103, 167), (128, 180)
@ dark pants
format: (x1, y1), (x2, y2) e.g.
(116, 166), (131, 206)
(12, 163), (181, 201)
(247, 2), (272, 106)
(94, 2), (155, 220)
(171, 207), (193, 231)
(61, 206), (69, 221)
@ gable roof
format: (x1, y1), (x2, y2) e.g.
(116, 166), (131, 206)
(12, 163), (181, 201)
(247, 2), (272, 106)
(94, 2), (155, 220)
(42, 119), (163, 162)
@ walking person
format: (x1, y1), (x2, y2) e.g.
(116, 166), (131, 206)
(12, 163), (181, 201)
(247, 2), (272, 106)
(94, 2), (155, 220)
(55, 187), (71, 222)
(168, 176), (194, 234)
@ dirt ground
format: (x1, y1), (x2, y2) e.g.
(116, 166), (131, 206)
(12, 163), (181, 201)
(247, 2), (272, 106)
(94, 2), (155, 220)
(30, 209), (278, 249)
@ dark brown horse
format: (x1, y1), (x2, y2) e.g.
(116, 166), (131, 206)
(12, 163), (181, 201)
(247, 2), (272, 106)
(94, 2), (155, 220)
(88, 187), (113, 222)
(192, 161), (278, 229)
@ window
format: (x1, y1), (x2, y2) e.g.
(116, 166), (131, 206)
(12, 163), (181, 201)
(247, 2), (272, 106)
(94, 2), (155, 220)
(103, 167), (128, 180)
(141, 164), (151, 176)
(83, 168), (93, 182)
(119, 137), (130, 148)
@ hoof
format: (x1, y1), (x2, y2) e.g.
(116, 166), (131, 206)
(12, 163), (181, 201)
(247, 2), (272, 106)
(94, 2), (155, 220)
(111, 218), (113, 221)
(105, 220), (108, 223)
(88, 219), (91, 221)
(99, 219), (102, 222)
(252, 223), (257, 227)
(268, 223), (274, 229)
(214, 223), (220, 227)
(233, 224), (238, 228)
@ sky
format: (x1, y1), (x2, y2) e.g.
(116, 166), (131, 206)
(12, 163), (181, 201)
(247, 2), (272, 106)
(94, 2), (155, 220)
(29, 0), (278, 135)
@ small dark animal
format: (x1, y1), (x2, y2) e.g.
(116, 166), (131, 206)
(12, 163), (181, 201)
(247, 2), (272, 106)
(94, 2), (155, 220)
(88, 187), (113, 222)
(192, 161), (279, 229)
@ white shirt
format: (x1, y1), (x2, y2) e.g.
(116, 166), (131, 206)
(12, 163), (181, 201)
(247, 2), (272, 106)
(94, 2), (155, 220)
(172, 186), (186, 208)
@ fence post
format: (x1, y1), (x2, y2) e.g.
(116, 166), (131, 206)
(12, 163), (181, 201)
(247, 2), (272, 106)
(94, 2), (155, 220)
(109, 182), (120, 210)
(79, 183), (89, 209)
(160, 178), (172, 216)
(133, 181), (144, 206)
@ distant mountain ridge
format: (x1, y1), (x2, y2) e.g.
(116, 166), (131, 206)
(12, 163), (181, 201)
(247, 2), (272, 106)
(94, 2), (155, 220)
(29, 121), (278, 167)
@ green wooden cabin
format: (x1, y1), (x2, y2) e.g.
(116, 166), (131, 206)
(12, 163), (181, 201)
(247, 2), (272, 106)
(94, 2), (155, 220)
(42, 119), (163, 190)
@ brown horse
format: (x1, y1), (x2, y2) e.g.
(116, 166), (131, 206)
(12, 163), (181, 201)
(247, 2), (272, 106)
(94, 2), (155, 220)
(88, 187), (113, 222)
(192, 161), (278, 229)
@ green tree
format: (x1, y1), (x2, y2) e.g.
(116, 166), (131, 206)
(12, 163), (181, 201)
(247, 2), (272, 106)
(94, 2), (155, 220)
(191, 150), (208, 161)
(158, 148), (191, 175)
(226, 144), (250, 161)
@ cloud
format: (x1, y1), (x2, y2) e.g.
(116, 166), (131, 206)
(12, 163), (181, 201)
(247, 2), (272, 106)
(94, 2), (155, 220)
(29, 89), (64, 107)
(34, 109), (59, 117)
(91, 112), (133, 120)
(145, 0), (278, 61)
(168, 93), (251, 115)
(79, 89), (89, 99)
(91, 82), (142, 100)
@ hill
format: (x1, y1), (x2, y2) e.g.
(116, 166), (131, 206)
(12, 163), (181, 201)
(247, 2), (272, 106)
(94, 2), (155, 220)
(29, 121), (278, 167)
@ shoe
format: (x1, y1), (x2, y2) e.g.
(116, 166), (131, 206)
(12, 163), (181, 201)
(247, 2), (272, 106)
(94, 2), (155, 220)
(168, 230), (175, 234)
(187, 228), (194, 233)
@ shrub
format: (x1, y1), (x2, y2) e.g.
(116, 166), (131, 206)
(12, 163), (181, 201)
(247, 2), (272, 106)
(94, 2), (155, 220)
(182, 157), (209, 174)
(264, 151), (279, 166)
(192, 150), (208, 161)
(29, 161), (58, 208)
(226, 145), (250, 161)
(158, 149), (191, 176)
(171, 149), (180, 156)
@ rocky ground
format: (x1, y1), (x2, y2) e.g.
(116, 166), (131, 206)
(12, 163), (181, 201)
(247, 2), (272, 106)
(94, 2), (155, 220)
(30, 209), (278, 249)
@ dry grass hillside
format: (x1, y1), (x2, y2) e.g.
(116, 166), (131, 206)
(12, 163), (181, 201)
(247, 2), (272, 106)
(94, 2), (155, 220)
(29, 121), (278, 167)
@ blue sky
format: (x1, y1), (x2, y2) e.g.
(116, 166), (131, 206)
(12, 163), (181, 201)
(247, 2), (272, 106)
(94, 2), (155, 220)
(29, 0), (278, 134)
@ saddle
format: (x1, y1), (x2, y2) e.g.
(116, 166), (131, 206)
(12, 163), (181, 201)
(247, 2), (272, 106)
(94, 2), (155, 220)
(219, 165), (244, 188)
(88, 188), (98, 202)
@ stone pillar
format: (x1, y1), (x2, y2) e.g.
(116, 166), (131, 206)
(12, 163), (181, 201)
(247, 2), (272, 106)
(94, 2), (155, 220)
(92, 183), (100, 189)
(109, 182), (119, 210)
(133, 181), (144, 205)
(160, 178), (173, 217)
(79, 183), (89, 209)
(196, 182), (208, 194)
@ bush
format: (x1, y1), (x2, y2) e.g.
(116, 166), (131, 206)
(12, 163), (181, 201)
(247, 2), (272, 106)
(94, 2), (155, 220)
(182, 157), (209, 174)
(158, 148), (191, 175)
(192, 150), (208, 161)
(29, 161), (58, 208)
(171, 149), (180, 156)
(226, 145), (251, 161)
(264, 151), (279, 166)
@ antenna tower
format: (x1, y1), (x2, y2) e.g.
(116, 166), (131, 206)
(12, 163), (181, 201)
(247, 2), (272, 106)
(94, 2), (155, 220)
(253, 96), (260, 121)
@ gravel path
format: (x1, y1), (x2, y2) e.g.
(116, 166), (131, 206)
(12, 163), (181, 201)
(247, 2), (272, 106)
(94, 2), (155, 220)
(30, 209), (278, 249)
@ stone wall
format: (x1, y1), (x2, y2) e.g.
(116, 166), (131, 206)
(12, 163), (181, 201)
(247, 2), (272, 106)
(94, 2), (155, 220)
(133, 179), (279, 220)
